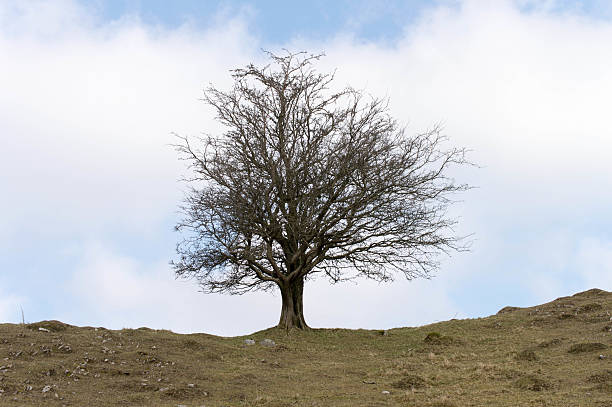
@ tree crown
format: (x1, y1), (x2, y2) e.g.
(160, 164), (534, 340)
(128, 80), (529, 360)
(173, 51), (471, 295)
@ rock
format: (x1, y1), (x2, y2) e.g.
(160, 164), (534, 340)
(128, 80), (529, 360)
(25, 385), (33, 391)
(260, 339), (275, 347)
(158, 387), (169, 392)
(42, 385), (52, 393)
(599, 354), (606, 360)
(38, 327), (50, 332)
(187, 383), (195, 388)
(244, 339), (255, 345)
(57, 344), (72, 353)
(381, 390), (390, 395)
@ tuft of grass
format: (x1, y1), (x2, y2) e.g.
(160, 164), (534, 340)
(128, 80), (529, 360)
(568, 342), (608, 354)
(537, 338), (563, 348)
(515, 375), (552, 391)
(587, 370), (612, 384)
(429, 400), (458, 407)
(391, 374), (427, 390)
(497, 306), (521, 314)
(515, 349), (538, 361)
(423, 332), (457, 346)
(577, 303), (603, 313)
(26, 320), (71, 332)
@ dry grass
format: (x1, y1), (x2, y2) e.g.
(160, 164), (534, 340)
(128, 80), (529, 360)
(0, 288), (611, 406)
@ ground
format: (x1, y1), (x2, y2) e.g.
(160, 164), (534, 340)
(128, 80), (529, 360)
(0, 289), (610, 406)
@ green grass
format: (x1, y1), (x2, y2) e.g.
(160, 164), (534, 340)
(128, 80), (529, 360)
(0, 288), (611, 406)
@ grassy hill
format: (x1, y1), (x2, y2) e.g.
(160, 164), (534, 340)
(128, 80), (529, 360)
(0, 289), (610, 406)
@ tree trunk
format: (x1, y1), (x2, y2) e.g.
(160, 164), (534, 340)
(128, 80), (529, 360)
(277, 277), (309, 330)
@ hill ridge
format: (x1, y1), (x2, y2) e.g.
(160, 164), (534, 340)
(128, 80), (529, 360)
(1, 288), (610, 406)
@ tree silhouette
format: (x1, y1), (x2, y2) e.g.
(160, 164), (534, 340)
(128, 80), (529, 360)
(172, 51), (471, 329)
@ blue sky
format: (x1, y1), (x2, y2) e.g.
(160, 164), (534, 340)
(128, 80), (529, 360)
(1, 0), (612, 336)
(87, 0), (612, 43)
(91, 0), (436, 43)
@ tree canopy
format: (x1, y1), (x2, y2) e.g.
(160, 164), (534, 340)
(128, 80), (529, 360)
(172, 51), (471, 329)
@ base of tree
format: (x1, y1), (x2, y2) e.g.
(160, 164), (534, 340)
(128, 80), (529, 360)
(276, 323), (312, 331)
(277, 308), (310, 330)
(277, 278), (309, 330)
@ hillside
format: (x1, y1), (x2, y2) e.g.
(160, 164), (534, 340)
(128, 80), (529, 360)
(0, 289), (610, 406)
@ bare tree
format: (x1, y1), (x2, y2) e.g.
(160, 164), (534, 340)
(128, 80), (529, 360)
(172, 51), (471, 330)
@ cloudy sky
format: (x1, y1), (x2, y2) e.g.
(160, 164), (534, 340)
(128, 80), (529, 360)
(1, 0), (611, 336)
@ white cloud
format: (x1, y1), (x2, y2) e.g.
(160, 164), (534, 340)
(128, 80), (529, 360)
(0, 0), (93, 39)
(1, 0), (611, 334)
(306, 277), (461, 329)
(0, 0), (260, 243)
(66, 242), (280, 335)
